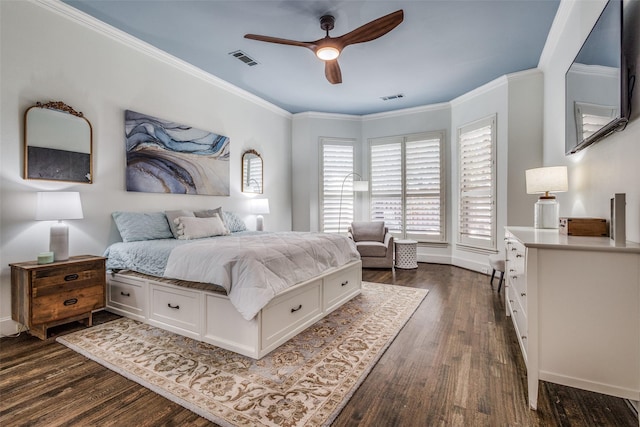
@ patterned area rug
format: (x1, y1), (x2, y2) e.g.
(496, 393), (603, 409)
(57, 282), (428, 427)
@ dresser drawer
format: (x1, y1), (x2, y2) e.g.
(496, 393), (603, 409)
(31, 260), (105, 297)
(108, 275), (147, 320)
(323, 263), (361, 313)
(262, 280), (322, 348)
(508, 288), (528, 357)
(149, 284), (201, 335)
(32, 284), (104, 324)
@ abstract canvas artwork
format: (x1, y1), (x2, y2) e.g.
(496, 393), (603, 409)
(125, 110), (230, 195)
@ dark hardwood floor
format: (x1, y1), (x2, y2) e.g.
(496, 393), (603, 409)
(1, 264), (637, 426)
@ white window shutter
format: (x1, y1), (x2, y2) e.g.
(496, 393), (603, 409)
(321, 140), (355, 233)
(370, 132), (445, 243)
(457, 115), (496, 250)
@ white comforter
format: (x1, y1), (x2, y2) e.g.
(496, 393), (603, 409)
(163, 232), (360, 320)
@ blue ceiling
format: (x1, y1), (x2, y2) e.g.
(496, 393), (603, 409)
(63, 0), (560, 115)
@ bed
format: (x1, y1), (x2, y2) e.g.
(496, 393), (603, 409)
(103, 210), (362, 358)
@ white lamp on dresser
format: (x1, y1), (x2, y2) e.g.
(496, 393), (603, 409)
(35, 191), (84, 261)
(525, 166), (568, 229)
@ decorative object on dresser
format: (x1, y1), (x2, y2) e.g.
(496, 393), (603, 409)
(59, 282), (428, 427)
(559, 217), (608, 236)
(35, 191), (84, 261)
(504, 227), (640, 411)
(610, 193), (626, 243)
(525, 166), (568, 229)
(10, 255), (106, 339)
(249, 198), (270, 231)
(124, 110), (230, 196)
(24, 101), (92, 183)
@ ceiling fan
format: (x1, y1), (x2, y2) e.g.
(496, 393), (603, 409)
(244, 9), (404, 84)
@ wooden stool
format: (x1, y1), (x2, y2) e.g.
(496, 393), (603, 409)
(488, 253), (505, 292)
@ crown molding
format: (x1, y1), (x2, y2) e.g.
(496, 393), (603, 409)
(33, 0), (292, 119)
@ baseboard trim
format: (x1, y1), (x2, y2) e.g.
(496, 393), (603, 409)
(0, 316), (20, 337)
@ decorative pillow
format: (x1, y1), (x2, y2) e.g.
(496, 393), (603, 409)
(222, 211), (247, 232)
(174, 215), (228, 240)
(112, 211), (173, 242)
(351, 221), (385, 243)
(194, 207), (229, 234)
(165, 209), (195, 238)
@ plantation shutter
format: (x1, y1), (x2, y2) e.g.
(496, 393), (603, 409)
(321, 140), (355, 233)
(458, 115), (496, 250)
(370, 131), (445, 243)
(405, 135), (445, 241)
(370, 141), (402, 234)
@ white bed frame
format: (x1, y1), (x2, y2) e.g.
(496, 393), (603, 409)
(105, 260), (362, 359)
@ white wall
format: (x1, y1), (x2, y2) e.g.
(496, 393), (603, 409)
(0, 0), (292, 335)
(539, 0), (640, 242)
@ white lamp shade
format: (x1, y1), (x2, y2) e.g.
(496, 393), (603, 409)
(35, 192), (84, 220)
(250, 198), (270, 215)
(525, 166), (568, 195)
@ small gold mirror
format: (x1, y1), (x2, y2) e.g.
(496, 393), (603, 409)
(24, 101), (93, 183)
(242, 149), (263, 193)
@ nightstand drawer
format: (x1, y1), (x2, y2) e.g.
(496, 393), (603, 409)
(32, 284), (104, 324)
(31, 260), (105, 297)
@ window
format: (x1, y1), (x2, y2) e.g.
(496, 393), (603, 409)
(457, 115), (497, 250)
(369, 131), (445, 243)
(320, 139), (357, 233)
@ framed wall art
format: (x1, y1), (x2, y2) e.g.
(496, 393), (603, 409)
(125, 110), (230, 196)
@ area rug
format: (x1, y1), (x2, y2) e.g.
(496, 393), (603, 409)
(57, 282), (427, 427)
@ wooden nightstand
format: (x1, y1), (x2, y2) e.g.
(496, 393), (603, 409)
(10, 255), (106, 339)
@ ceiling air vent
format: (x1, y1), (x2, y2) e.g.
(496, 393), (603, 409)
(381, 93), (405, 101)
(229, 50), (258, 66)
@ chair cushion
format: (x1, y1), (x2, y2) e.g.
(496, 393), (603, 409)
(489, 253), (505, 272)
(356, 241), (388, 257)
(351, 221), (385, 243)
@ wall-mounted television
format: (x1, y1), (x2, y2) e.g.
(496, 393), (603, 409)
(565, 0), (632, 155)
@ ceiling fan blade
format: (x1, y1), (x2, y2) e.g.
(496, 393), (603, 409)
(244, 34), (314, 49)
(325, 60), (342, 84)
(337, 9), (404, 47)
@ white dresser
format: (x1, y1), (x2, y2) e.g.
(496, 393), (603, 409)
(504, 226), (640, 411)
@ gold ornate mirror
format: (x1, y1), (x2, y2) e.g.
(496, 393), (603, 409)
(24, 101), (93, 183)
(242, 149), (263, 193)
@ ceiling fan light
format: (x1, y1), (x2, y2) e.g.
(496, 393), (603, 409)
(316, 46), (340, 61)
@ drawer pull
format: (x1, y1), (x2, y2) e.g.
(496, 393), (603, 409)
(291, 304), (302, 313)
(520, 292), (526, 297)
(63, 298), (78, 306)
(120, 291), (131, 297)
(510, 247), (517, 251)
(521, 335), (527, 340)
(64, 274), (79, 281)
(167, 303), (180, 310)
(516, 254), (523, 258)
(341, 280), (349, 287)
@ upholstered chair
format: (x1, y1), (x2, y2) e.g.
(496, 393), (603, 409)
(348, 221), (394, 269)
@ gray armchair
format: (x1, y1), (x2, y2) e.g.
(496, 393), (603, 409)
(348, 221), (394, 269)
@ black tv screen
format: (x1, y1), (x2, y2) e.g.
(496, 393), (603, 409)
(565, 0), (629, 154)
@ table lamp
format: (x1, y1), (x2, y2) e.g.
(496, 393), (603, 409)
(35, 191), (84, 261)
(525, 166), (568, 229)
(250, 198), (270, 231)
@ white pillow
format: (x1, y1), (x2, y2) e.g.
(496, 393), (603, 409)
(174, 215), (229, 240)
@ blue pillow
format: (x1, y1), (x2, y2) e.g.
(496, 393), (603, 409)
(222, 211), (247, 232)
(112, 211), (173, 242)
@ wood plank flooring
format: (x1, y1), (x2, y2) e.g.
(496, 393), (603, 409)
(1, 263), (637, 426)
